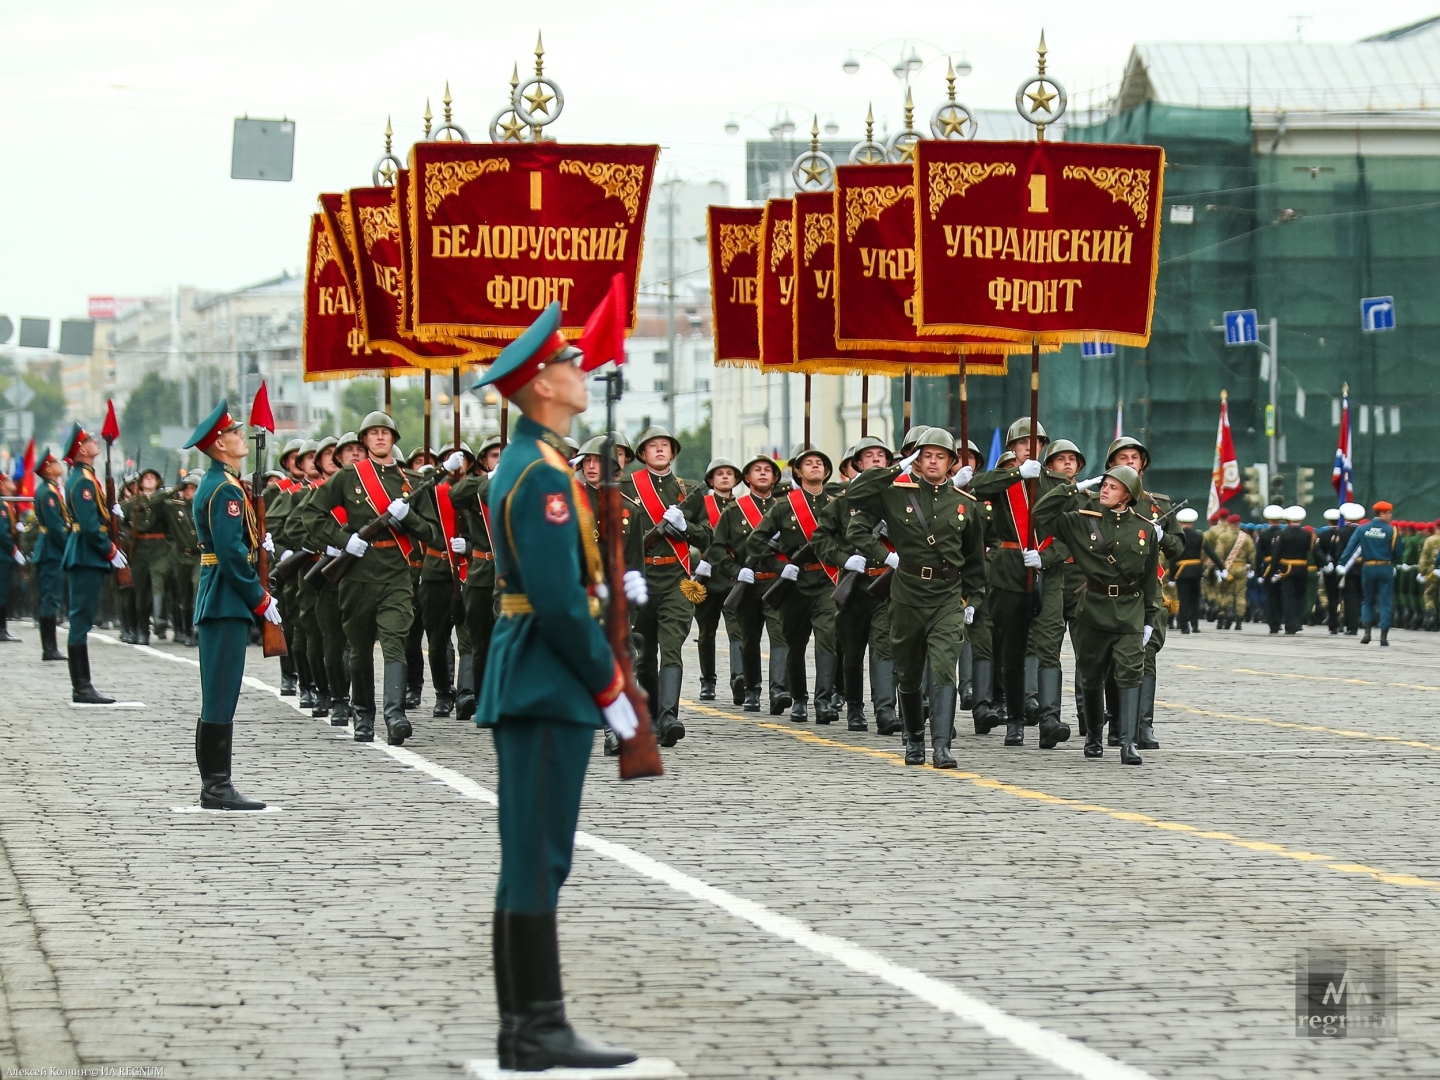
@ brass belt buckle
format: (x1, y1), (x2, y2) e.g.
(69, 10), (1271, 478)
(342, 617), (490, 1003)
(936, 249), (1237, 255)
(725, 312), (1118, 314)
(1107, 583), (1120, 597)
(920, 566), (934, 580)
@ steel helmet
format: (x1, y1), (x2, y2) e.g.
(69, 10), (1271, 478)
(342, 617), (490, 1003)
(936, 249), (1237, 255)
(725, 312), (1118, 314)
(1103, 464), (1144, 504)
(1105, 435), (1150, 471)
(1005, 417), (1049, 448)
(1043, 438), (1086, 472)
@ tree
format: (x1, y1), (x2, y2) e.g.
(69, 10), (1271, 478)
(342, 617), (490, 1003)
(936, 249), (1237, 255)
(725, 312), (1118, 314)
(119, 371), (181, 465)
(0, 358), (66, 455)
(674, 404), (712, 482)
(340, 379), (432, 454)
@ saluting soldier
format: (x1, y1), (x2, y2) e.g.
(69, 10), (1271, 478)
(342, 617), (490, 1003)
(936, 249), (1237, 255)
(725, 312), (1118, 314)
(31, 448), (69, 660)
(623, 425), (709, 746)
(707, 454), (789, 712)
(846, 428), (986, 767)
(1267, 504), (1315, 635)
(817, 436), (899, 733)
(685, 456), (740, 701)
(182, 400), (281, 810)
(297, 413), (447, 744)
(60, 423), (129, 703)
(1033, 465), (1160, 765)
(161, 473), (202, 646)
(471, 304), (642, 1072)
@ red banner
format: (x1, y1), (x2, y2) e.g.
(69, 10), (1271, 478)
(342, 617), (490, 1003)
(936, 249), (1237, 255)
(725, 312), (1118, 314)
(757, 200), (796, 368)
(338, 187), (496, 369)
(708, 206), (762, 366)
(304, 213), (416, 382)
(406, 141), (659, 341)
(915, 141), (1165, 345)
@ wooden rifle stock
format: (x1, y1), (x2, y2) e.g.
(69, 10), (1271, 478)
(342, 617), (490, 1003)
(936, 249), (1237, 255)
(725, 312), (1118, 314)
(251, 474), (288, 658)
(322, 471), (443, 585)
(303, 552), (337, 586)
(831, 569), (863, 609)
(604, 475), (662, 780)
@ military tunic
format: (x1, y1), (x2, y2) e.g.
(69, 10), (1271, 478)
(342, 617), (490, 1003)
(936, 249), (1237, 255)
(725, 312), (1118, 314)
(62, 464), (117, 645)
(684, 487), (741, 697)
(622, 468), (709, 681)
(161, 489), (201, 642)
(705, 491), (788, 702)
(814, 482), (893, 709)
(32, 476), (70, 619)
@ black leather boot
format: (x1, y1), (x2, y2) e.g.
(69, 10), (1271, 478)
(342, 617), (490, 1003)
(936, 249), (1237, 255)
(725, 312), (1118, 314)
(493, 911), (517, 1068)
(1036, 666), (1070, 749)
(743, 685), (761, 712)
(871, 657), (899, 735)
(40, 617), (64, 661)
(328, 696), (351, 727)
(1022, 654), (1040, 726)
(0, 607), (18, 643)
(846, 700), (867, 731)
(603, 726), (620, 756)
(507, 911), (637, 1071)
(929, 685), (958, 769)
(1082, 688), (1105, 758)
(729, 641), (745, 704)
(1106, 681), (1121, 746)
(814, 651), (839, 724)
(68, 644), (114, 704)
(352, 665), (376, 742)
(656, 666), (685, 746)
(432, 689), (455, 718)
(1119, 685), (1143, 765)
(1136, 674), (1160, 749)
(1073, 668), (1087, 737)
(899, 689), (926, 765)
(1361, 624), (1372, 644)
(1381, 628), (1390, 646)
(698, 676), (716, 701)
(971, 659), (999, 734)
(958, 642), (975, 710)
(195, 720), (266, 810)
(383, 661), (412, 745)
(768, 646), (791, 714)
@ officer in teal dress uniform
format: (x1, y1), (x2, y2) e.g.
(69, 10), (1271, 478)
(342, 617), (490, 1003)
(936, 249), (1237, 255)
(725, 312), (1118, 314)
(61, 422), (128, 703)
(475, 302), (645, 1072)
(185, 400), (282, 810)
(32, 448), (70, 660)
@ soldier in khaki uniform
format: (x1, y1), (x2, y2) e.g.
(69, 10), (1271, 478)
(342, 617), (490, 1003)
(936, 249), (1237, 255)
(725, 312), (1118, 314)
(162, 473), (202, 646)
(313, 432), (365, 727)
(123, 467), (174, 644)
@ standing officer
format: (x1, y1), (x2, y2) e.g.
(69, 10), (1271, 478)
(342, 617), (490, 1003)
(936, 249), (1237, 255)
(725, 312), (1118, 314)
(708, 454), (789, 713)
(746, 444), (839, 724)
(1340, 501), (1398, 645)
(162, 473), (202, 646)
(1255, 505), (1285, 633)
(183, 400), (281, 810)
(61, 423), (128, 703)
(1170, 507), (1204, 633)
(1267, 504), (1315, 634)
(0, 473), (20, 643)
(624, 425), (709, 746)
(1033, 466), (1160, 765)
(846, 428), (986, 767)
(686, 456), (740, 701)
(472, 304), (641, 1072)
(31, 448), (69, 660)
(298, 414), (447, 744)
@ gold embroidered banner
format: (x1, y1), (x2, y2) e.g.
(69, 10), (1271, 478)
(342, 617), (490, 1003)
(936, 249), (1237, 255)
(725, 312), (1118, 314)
(757, 199), (797, 368)
(915, 141), (1165, 345)
(707, 205), (762, 367)
(407, 142), (659, 341)
(339, 186), (496, 369)
(304, 212), (417, 382)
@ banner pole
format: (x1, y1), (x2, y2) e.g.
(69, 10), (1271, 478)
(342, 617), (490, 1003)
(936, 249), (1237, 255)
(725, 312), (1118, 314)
(903, 372), (912, 434)
(1026, 338), (1040, 595)
(958, 354), (969, 463)
(452, 368), (462, 451)
(500, 399), (509, 449)
(423, 369), (433, 464)
(860, 376), (869, 438)
(803, 374), (812, 447)
(384, 374), (392, 413)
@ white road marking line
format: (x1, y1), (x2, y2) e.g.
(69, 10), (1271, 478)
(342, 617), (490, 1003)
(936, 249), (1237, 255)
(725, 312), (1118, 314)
(170, 805), (283, 814)
(465, 1057), (685, 1079)
(109, 635), (1156, 1080)
(68, 701), (146, 709)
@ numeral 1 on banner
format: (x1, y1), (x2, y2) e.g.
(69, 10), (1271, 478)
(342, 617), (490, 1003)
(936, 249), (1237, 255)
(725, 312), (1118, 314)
(530, 172), (543, 211)
(1027, 174), (1048, 214)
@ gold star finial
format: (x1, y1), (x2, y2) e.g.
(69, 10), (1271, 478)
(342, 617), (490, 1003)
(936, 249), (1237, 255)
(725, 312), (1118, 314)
(524, 81), (554, 116)
(1026, 83), (1057, 114)
(379, 159), (396, 185)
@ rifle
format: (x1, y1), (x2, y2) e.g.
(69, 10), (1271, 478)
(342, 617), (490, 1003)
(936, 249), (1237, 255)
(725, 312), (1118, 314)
(833, 521), (890, 609)
(251, 434), (288, 658)
(304, 551), (337, 586)
(322, 469), (444, 586)
(762, 541), (816, 607)
(865, 524), (895, 602)
(268, 546), (317, 590)
(601, 370), (662, 780)
(723, 532), (781, 613)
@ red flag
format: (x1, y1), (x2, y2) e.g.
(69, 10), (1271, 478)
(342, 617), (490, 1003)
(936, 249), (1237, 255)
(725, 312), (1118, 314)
(18, 439), (34, 505)
(101, 399), (119, 443)
(578, 273), (628, 373)
(249, 381), (275, 433)
(1208, 391), (1242, 520)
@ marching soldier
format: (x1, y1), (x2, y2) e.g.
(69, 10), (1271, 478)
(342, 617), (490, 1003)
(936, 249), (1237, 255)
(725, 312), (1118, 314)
(1255, 504), (1285, 633)
(970, 419), (1072, 749)
(846, 428), (985, 766)
(182, 400), (281, 810)
(1418, 522), (1440, 631)
(1204, 512), (1250, 630)
(162, 473), (202, 646)
(314, 431), (365, 727)
(279, 437), (334, 716)
(61, 423), (128, 703)
(1267, 504), (1315, 635)
(1339, 500), (1398, 645)
(1031, 438), (1086, 735)
(623, 425), (708, 746)
(708, 454), (789, 713)
(122, 467), (174, 644)
(0, 472), (20, 642)
(817, 436), (898, 734)
(31, 448), (69, 660)
(745, 444), (840, 724)
(1170, 507), (1204, 633)
(686, 456), (740, 701)
(298, 412), (447, 744)
(416, 441), (475, 719)
(471, 305), (642, 1071)
(477, 434), (503, 474)
(1033, 466), (1160, 764)
(451, 440), (504, 726)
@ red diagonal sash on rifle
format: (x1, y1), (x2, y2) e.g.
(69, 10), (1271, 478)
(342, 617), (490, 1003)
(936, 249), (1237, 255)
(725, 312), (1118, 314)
(434, 482), (468, 583)
(787, 489), (840, 585)
(1004, 481), (1054, 553)
(354, 460), (415, 562)
(632, 470), (690, 573)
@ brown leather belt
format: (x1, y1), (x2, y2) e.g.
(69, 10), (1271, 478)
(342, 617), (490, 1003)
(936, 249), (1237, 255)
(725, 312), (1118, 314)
(898, 559), (958, 581)
(754, 571), (778, 581)
(999, 541), (1023, 550)
(866, 567), (888, 577)
(1087, 579), (1141, 597)
(799, 562), (825, 572)
(645, 555), (680, 566)
(471, 551), (494, 561)
(369, 539), (399, 549)
(136, 532), (167, 541)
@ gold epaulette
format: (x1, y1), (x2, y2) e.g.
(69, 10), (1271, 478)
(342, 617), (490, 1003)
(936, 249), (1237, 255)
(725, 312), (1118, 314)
(956, 488), (977, 503)
(1079, 509), (1102, 517)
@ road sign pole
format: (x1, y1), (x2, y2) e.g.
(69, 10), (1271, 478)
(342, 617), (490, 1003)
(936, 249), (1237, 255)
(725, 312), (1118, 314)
(1268, 317), (1278, 496)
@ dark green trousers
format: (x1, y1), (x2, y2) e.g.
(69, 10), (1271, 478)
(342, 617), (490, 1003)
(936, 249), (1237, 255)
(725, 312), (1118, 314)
(418, 578), (456, 691)
(464, 585), (496, 711)
(316, 585), (348, 699)
(889, 584), (966, 692)
(297, 577), (328, 695)
(1071, 620), (1145, 690)
(632, 578), (694, 682)
(198, 618), (250, 724)
(493, 717), (594, 914)
(339, 574), (413, 705)
(37, 559), (64, 619)
(67, 566), (105, 645)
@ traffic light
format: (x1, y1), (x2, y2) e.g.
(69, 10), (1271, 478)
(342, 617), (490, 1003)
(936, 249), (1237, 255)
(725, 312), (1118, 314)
(1243, 463), (1269, 509)
(1296, 466), (1315, 506)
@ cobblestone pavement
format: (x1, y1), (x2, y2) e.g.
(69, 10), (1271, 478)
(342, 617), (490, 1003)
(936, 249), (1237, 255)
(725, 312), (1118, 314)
(1, 621), (1438, 1079)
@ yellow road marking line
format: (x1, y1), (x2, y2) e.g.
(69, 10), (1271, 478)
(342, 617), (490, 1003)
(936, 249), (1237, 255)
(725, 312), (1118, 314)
(1155, 699), (1440, 754)
(1175, 663), (1439, 693)
(680, 699), (1440, 894)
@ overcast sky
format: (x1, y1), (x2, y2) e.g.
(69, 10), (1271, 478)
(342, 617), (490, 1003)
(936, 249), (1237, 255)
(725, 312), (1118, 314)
(2, 0), (1437, 328)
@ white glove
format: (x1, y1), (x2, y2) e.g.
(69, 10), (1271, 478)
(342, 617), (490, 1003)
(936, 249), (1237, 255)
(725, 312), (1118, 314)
(1142, 624), (1153, 647)
(1419, 573), (1428, 584)
(1075, 476), (1103, 491)
(843, 554), (867, 573)
(112, 503), (124, 520)
(261, 597), (283, 625)
(1216, 570), (1229, 582)
(623, 569), (648, 605)
(1270, 574), (1281, 584)
(1022, 548), (1042, 569)
(443, 451), (465, 473)
(737, 567), (755, 584)
(662, 504), (686, 531)
(964, 605), (975, 625)
(1018, 459), (1042, 480)
(898, 449), (920, 475)
(1153, 522), (1164, 543)
(449, 536), (467, 554)
(694, 559), (712, 579)
(325, 545), (342, 557)
(569, 454), (583, 469)
(1323, 563), (1334, 574)
(386, 498), (409, 522)
(262, 532), (275, 554)
(12, 549), (25, 565)
(951, 465), (974, 489)
(1432, 569), (1440, 580)
(1247, 569), (1256, 579)
(602, 694), (639, 740)
(780, 563), (799, 581)
(885, 550), (900, 569)
(345, 533), (369, 557)
(109, 548), (128, 570)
